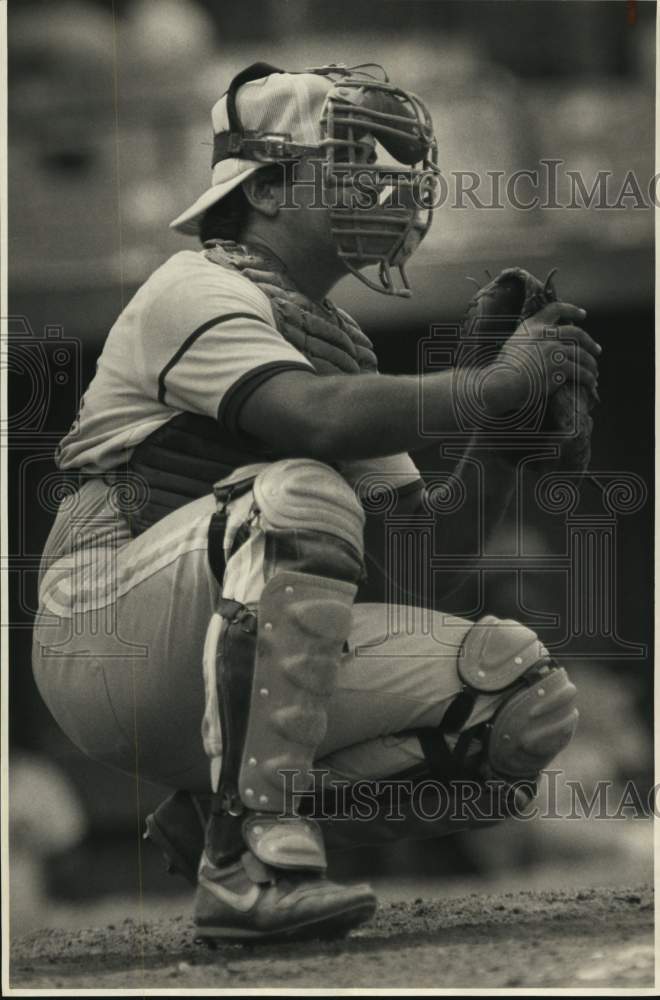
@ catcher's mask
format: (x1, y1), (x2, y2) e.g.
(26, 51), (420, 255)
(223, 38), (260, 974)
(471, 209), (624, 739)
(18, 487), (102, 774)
(312, 63), (438, 296)
(170, 62), (439, 297)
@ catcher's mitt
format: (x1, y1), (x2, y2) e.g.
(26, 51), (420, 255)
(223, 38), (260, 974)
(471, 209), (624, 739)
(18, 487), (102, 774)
(461, 266), (596, 472)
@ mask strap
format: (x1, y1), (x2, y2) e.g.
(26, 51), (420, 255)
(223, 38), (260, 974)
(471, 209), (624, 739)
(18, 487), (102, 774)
(225, 62), (284, 134)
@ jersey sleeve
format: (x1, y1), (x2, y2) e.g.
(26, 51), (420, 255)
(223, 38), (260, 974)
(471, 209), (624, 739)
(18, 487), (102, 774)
(140, 257), (315, 432)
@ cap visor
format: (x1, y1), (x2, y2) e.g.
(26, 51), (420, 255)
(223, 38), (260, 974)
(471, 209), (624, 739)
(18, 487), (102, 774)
(169, 161), (261, 235)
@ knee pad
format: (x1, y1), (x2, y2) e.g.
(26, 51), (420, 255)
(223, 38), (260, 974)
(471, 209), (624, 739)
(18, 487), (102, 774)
(207, 461), (365, 590)
(463, 616), (578, 782)
(459, 615), (550, 691)
(254, 459), (365, 556)
(421, 615), (578, 786)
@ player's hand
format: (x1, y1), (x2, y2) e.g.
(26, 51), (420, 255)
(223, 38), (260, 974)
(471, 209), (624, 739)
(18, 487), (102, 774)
(484, 301), (602, 416)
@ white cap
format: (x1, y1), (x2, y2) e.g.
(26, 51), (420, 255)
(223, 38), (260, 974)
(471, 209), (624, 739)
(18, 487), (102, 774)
(170, 70), (333, 235)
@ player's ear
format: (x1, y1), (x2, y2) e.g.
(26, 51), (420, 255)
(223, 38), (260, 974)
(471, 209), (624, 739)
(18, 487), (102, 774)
(242, 170), (281, 218)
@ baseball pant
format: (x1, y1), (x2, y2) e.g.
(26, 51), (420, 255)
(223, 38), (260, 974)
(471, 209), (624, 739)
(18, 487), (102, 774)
(32, 472), (502, 793)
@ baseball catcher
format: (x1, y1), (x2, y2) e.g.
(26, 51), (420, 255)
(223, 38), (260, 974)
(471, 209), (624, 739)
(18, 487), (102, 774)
(33, 62), (599, 942)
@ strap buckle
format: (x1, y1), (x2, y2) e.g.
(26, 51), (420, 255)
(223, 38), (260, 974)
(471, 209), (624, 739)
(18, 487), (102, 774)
(231, 606), (258, 634)
(213, 475), (257, 516)
(213, 483), (236, 515)
(224, 792), (245, 818)
(261, 134), (287, 159)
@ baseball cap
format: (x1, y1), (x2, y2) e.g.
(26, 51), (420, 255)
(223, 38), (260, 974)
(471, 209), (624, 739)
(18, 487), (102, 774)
(169, 68), (334, 235)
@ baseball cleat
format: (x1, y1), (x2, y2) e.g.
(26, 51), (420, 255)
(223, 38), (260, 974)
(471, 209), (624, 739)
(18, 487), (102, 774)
(193, 849), (376, 942)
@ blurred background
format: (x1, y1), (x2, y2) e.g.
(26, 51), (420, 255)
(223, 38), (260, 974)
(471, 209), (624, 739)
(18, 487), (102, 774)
(7, 0), (654, 934)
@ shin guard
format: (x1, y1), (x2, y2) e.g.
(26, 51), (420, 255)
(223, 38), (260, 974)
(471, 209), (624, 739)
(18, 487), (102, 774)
(208, 461), (365, 872)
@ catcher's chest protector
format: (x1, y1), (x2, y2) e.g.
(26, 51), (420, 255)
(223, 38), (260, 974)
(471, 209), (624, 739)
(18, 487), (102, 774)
(203, 240), (379, 375)
(126, 242), (377, 536)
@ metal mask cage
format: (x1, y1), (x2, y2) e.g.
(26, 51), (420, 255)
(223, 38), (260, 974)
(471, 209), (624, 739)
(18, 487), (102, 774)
(318, 70), (439, 296)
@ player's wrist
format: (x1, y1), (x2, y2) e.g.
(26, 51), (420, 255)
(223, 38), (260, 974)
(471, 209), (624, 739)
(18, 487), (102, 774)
(454, 364), (527, 422)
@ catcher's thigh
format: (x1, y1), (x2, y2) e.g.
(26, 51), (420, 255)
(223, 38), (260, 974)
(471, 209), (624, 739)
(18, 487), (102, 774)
(32, 481), (219, 784)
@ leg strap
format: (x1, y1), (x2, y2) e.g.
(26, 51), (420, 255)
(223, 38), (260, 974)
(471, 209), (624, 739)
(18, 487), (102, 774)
(207, 474), (258, 587)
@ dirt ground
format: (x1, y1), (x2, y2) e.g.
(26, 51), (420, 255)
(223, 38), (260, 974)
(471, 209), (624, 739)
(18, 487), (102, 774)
(9, 884), (654, 991)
